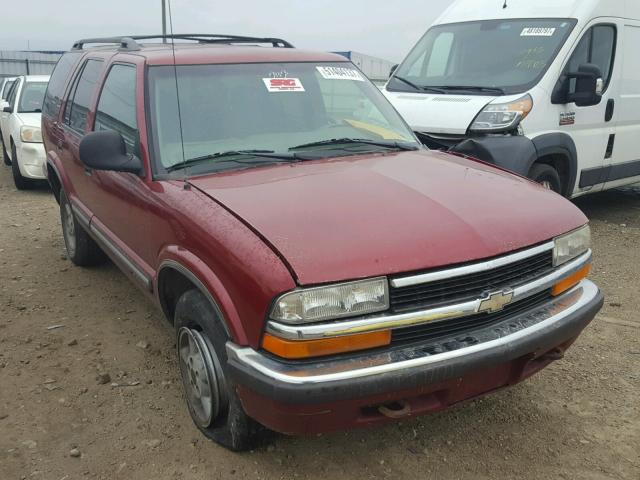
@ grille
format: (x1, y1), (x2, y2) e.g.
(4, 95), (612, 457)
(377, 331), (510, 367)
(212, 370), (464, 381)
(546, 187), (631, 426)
(391, 289), (552, 347)
(389, 249), (554, 314)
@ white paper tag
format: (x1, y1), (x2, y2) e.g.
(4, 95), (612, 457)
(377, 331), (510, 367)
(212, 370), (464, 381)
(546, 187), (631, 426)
(263, 78), (305, 92)
(316, 66), (365, 81)
(521, 27), (556, 37)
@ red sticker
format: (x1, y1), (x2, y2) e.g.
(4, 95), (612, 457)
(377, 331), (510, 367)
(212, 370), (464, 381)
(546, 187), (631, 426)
(263, 78), (305, 92)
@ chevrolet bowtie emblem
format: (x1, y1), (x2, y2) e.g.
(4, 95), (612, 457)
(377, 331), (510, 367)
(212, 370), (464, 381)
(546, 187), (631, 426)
(478, 289), (514, 314)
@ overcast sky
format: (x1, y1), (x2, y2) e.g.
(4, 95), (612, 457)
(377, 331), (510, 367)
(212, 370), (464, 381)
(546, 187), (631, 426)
(0, 0), (454, 62)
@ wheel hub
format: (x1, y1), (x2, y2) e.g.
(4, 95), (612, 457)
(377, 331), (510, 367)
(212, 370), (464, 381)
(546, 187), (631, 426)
(62, 201), (76, 256)
(178, 328), (221, 428)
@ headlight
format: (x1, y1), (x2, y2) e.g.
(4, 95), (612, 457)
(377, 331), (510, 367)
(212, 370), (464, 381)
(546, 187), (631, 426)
(270, 277), (389, 324)
(554, 225), (591, 267)
(20, 126), (42, 143)
(469, 94), (533, 133)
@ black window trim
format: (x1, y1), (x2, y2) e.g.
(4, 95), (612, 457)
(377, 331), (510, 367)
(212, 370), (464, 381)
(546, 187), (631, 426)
(62, 57), (105, 137)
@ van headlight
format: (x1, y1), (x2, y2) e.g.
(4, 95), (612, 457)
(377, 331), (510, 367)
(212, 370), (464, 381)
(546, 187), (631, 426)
(554, 225), (591, 266)
(270, 277), (389, 324)
(20, 126), (43, 143)
(469, 94), (533, 133)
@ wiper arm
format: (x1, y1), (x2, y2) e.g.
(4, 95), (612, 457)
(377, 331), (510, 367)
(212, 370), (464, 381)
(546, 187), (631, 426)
(166, 150), (300, 173)
(289, 138), (420, 152)
(392, 76), (446, 94)
(431, 85), (506, 95)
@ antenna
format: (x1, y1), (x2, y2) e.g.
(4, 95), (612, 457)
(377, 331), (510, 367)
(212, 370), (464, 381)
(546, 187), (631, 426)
(167, 0), (189, 189)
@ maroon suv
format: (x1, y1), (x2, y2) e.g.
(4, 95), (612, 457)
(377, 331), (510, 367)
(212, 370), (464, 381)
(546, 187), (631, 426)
(42, 35), (603, 451)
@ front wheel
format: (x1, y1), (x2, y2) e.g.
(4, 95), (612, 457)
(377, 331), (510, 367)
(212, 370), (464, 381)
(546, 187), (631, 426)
(11, 143), (34, 190)
(529, 163), (562, 195)
(1, 137), (10, 166)
(59, 189), (106, 266)
(174, 289), (265, 451)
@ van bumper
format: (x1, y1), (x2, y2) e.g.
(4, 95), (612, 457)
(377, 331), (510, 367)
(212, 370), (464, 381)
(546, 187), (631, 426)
(227, 280), (603, 435)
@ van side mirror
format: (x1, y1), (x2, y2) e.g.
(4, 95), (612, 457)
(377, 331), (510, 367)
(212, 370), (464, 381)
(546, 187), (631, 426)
(389, 64), (398, 78)
(79, 130), (143, 175)
(2, 106), (12, 113)
(552, 63), (603, 107)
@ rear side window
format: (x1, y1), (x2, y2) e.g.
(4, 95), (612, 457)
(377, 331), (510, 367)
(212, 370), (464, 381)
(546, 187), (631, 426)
(42, 52), (82, 118)
(2, 80), (15, 100)
(64, 59), (104, 133)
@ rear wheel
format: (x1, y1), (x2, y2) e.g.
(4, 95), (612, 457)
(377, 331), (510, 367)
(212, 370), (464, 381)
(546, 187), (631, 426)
(59, 189), (105, 266)
(11, 143), (34, 190)
(174, 289), (265, 451)
(529, 163), (562, 195)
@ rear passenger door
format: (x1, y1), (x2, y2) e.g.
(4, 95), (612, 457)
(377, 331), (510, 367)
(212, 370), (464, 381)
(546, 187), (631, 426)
(59, 58), (105, 212)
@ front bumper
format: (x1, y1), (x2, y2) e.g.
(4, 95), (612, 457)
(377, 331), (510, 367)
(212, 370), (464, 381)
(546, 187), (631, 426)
(228, 280), (602, 434)
(17, 142), (46, 179)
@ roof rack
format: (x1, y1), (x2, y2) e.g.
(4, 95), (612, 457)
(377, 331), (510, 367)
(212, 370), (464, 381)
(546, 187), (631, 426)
(71, 34), (295, 51)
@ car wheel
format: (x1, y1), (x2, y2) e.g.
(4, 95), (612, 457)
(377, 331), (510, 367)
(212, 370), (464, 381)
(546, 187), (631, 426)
(174, 289), (265, 452)
(11, 142), (34, 190)
(1, 137), (9, 166)
(529, 164), (562, 195)
(59, 189), (106, 266)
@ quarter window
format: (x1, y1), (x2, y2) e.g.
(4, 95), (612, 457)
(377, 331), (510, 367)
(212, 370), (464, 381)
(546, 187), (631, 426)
(94, 64), (139, 155)
(64, 59), (104, 133)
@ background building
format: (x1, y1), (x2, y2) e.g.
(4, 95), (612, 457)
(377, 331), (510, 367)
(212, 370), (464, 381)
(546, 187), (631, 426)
(0, 50), (63, 77)
(332, 51), (395, 84)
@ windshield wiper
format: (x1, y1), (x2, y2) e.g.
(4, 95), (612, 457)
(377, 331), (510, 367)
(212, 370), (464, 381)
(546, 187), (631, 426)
(430, 85), (506, 95)
(166, 150), (301, 173)
(391, 76), (446, 94)
(289, 138), (420, 152)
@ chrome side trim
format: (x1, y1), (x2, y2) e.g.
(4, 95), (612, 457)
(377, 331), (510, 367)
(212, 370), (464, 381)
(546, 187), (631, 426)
(390, 241), (555, 288)
(228, 280), (599, 385)
(266, 250), (592, 341)
(90, 223), (153, 293)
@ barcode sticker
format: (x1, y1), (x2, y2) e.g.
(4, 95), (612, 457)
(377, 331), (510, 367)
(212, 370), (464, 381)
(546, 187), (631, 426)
(521, 27), (556, 37)
(316, 66), (365, 81)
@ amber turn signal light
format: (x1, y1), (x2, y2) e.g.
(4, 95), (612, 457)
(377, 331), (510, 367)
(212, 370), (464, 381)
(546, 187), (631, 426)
(262, 331), (391, 360)
(552, 264), (591, 297)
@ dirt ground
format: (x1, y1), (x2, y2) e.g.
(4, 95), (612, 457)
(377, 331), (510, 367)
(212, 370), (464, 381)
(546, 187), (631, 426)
(0, 152), (638, 480)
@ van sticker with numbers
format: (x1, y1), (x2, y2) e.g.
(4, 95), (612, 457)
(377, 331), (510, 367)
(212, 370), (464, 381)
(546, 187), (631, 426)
(521, 27), (556, 37)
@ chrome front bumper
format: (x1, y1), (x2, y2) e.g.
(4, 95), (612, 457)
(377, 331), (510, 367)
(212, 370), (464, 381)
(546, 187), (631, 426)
(227, 280), (602, 402)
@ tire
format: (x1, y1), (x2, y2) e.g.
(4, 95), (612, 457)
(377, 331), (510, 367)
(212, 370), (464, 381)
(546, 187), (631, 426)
(174, 289), (265, 451)
(529, 163), (562, 195)
(1, 136), (9, 166)
(11, 142), (34, 190)
(59, 189), (106, 266)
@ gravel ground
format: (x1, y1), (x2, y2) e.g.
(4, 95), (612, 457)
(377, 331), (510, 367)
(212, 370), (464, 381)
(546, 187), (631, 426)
(0, 152), (638, 480)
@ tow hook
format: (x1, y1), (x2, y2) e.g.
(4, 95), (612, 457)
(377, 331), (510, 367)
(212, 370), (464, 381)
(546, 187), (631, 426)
(378, 400), (412, 419)
(539, 347), (565, 361)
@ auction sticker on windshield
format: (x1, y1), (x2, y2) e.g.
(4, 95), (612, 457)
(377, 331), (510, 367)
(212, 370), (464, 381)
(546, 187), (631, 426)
(316, 66), (365, 81)
(263, 78), (305, 92)
(521, 27), (556, 37)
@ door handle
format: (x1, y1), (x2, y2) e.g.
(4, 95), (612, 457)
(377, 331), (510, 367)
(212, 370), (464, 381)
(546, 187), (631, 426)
(605, 99), (615, 122)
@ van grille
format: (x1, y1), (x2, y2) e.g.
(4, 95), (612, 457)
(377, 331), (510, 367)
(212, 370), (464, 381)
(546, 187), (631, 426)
(389, 249), (554, 314)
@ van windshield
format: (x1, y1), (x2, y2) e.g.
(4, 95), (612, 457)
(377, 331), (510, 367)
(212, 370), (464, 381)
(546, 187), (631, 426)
(389, 19), (577, 95)
(148, 62), (419, 175)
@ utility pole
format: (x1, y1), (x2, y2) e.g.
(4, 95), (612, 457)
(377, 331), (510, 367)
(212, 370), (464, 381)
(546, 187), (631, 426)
(161, 0), (167, 42)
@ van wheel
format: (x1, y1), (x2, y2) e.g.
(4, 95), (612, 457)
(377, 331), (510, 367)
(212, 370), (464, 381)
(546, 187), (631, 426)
(1, 137), (9, 165)
(174, 289), (265, 452)
(529, 164), (562, 194)
(11, 143), (34, 190)
(59, 189), (106, 266)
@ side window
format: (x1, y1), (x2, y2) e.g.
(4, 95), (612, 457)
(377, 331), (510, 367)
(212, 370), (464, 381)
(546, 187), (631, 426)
(63, 59), (104, 133)
(2, 80), (15, 100)
(94, 64), (139, 155)
(7, 79), (21, 108)
(565, 25), (616, 90)
(42, 52), (82, 118)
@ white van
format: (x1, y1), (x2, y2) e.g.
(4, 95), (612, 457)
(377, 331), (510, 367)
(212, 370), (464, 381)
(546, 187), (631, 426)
(384, 0), (640, 197)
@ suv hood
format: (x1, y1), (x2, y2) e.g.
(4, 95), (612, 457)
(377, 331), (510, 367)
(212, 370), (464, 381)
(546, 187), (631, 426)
(383, 91), (495, 135)
(190, 151), (586, 286)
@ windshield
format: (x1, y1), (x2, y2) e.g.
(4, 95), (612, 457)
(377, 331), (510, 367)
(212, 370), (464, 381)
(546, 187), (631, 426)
(2, 80), (15, 100)
(18, 82), (47, 113)
(148, 62), (419, 175)
(389, 19), (577, 95)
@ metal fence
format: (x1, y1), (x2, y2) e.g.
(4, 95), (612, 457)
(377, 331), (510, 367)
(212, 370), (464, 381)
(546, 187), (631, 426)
(0, 50), (63, 76)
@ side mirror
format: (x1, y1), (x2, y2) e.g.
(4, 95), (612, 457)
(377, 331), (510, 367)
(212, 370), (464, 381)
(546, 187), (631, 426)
(79, 130), (143, 175)
(389, 64), (399, 78)
(2, 106), (12, 113)
(553, 63), (603, 107)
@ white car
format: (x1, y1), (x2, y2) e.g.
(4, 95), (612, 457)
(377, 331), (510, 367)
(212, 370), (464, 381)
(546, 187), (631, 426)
(384, 0), (640, 198)
(0, 75), (50, 189)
